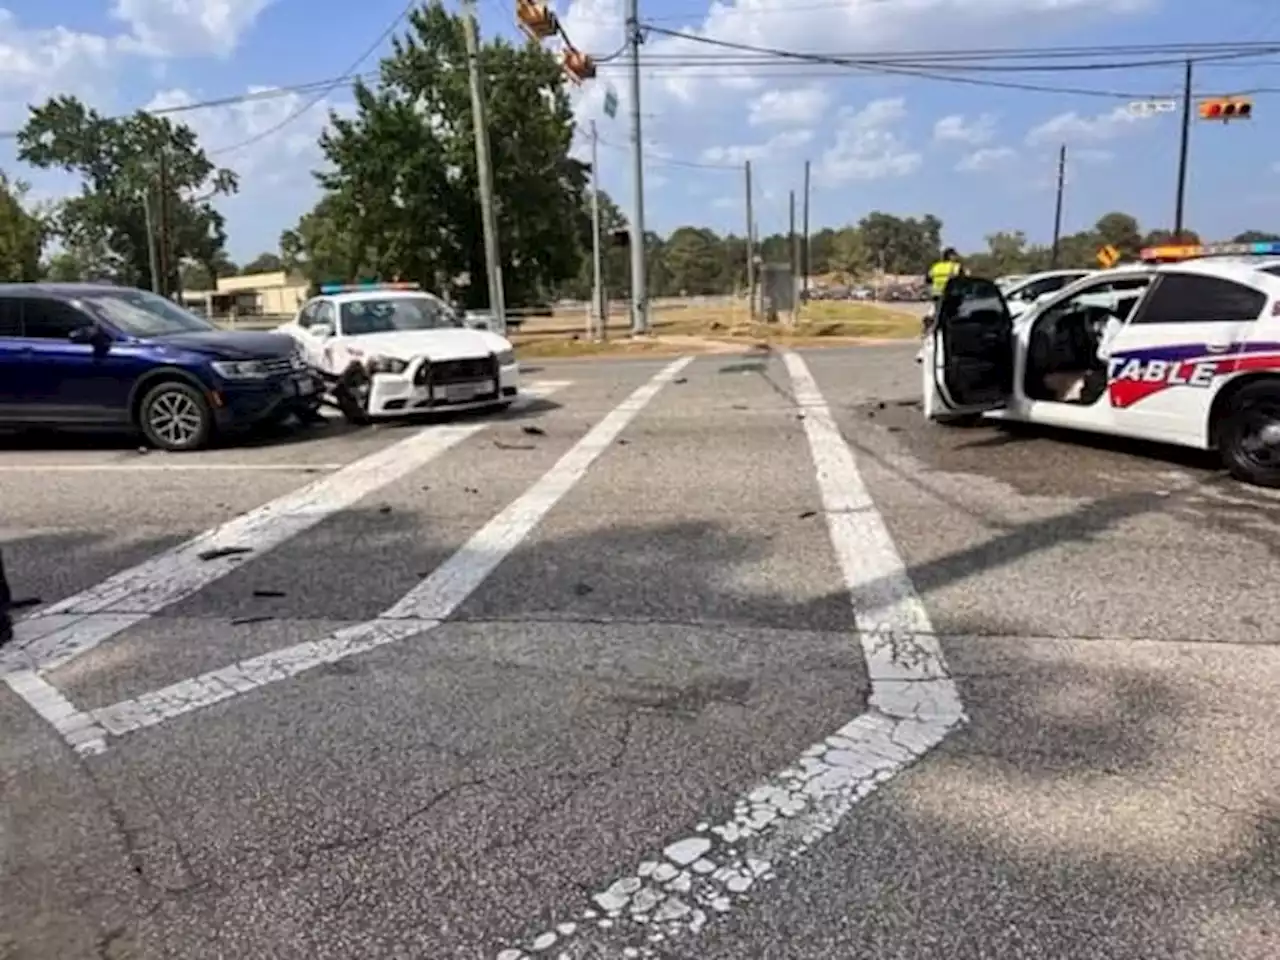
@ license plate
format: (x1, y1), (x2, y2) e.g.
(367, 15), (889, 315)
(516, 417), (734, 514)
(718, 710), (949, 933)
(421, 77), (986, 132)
(435, 381), (487, 402)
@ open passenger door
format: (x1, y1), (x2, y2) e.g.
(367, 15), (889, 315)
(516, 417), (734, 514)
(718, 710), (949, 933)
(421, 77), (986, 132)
(923, 276), (1014, 420)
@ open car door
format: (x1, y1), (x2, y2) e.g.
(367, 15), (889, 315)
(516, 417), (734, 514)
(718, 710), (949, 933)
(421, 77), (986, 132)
(923, 276), (1014, 420)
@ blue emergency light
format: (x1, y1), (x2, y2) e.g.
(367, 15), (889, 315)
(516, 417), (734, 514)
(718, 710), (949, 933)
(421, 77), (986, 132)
(319, 281), (422, 294)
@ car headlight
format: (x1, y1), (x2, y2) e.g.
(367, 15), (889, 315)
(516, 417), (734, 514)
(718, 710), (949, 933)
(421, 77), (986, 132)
(365, 355), (408, 375)
(211, 359), (271, 379)
(496, 349), (515, 366)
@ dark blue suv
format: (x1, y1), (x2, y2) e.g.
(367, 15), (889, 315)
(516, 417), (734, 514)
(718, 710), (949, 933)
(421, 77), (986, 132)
(0, 283), (321, 451)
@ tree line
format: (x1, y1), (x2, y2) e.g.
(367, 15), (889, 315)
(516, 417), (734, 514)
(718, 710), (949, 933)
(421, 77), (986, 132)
(1, 0), (1276, 304)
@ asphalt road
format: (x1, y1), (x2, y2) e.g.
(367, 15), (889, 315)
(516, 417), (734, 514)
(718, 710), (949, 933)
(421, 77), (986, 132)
(2, 345), (1277, 960)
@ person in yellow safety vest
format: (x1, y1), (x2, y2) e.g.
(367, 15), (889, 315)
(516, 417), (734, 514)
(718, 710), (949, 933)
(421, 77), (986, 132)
(916, 247), (965, 363)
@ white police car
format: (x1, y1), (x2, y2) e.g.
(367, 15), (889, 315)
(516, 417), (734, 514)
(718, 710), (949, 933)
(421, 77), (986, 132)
(923, 241), (1280, 488)
(277, 282), (519, 423)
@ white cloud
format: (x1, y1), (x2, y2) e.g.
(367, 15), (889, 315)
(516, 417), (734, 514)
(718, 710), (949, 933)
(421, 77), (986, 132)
(0, 11), (122, 128)
(1025, 105), (1153, 145)
(1071, 147), (1114, 164)
(700, 128), (811, 165)
(956, 146), (1016, 172)
(111, 0), (276, 57)
(748, 85), (829, 126)
(934, 113), (996, 145)
(816, 98), (920, 185)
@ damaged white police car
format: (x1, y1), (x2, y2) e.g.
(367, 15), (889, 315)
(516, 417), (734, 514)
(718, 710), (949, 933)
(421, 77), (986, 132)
(277, 283), (519, 424)
(923, 241), (1280, 488)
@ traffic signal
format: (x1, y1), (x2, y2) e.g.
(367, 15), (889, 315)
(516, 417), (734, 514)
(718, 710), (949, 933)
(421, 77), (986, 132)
(1198, 97), (1252, 121)
(562, 48), (596, 84)
(515, 0), (558, 40)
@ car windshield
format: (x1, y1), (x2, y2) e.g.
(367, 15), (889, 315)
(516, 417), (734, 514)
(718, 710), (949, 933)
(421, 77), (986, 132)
(340, 296), (461, 335)
(78, 289), (217, 337)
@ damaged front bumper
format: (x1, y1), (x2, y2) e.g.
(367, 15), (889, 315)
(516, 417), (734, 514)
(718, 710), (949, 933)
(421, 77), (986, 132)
(327, 355), (520, 421)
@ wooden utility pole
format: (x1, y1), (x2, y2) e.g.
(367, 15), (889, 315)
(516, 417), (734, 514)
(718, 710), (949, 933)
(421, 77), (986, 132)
(1174, 59), (1193, 239)
(157, 150), (170, 297)
(1050, 144), (1066, 268)
(745, 160), (755, 320)
(801, 160), (811, 301)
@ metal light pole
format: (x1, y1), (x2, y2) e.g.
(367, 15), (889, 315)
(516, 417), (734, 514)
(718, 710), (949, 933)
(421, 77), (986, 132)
(625, 0), (648, 334)
(590, 121), (606, 340)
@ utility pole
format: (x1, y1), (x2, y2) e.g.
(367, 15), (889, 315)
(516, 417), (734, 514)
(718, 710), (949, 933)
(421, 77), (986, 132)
(141, 184), (161, 295)
(590, 121), (606, 341)
(1174, 58), (1192, 240)
(1050, 144), (1066, 268)
(157, 149), (170, 297)
(788, 189), (797, 324)
(745, 160), (755, 321)
(801, 159), (811, 302)
(625, 0), (648, 334)
(462, 0), (507, 334)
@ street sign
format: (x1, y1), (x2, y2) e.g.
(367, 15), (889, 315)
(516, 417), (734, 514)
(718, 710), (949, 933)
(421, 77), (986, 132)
(1097, 244), (1120, 267)
(603, 86), (618, 119)
(1127, 99), (1177, 116)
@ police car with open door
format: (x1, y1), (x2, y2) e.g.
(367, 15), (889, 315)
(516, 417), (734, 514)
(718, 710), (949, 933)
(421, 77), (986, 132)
(923, 241), (1280, 488)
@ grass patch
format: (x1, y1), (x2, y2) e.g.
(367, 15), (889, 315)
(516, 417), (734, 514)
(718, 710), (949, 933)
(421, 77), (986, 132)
(512, 336), (689, 359)
(660, 301), (921, 341)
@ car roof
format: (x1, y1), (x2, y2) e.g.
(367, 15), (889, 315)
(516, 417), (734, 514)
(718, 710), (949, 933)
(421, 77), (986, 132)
(324, 289), (443, 305)
(0, 282), (128, 298)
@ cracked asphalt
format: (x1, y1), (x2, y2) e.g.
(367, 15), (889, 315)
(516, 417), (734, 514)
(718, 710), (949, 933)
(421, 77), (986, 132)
(3, 345), (1278, 959)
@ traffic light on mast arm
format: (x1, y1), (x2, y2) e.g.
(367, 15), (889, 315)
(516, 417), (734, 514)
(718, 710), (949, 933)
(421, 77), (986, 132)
(562, 47), (596, 84)
(515, 0), (558, 41)
(1198, 97), (1252, 121)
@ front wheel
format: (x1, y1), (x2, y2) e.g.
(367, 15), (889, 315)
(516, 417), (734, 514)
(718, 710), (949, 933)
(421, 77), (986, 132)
(1218, 382), (1280, 488)
(138, 381), (214, 451)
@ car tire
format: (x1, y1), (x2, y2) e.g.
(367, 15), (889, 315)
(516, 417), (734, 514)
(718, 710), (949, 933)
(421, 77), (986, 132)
(138, 381), (213, 452)
(1218, 381), (1280, 488)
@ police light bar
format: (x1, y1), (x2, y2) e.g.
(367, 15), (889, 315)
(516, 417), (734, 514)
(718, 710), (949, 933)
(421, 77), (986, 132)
(1139, 240), (1280, 262)
(319, 281), (422, 294)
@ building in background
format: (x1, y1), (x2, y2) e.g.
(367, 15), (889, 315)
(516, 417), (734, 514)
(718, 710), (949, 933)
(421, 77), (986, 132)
(181, 271), (308, 321)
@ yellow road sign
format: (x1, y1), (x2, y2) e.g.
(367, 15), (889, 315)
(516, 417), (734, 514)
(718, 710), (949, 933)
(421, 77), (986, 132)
(1096, 244), (1120, 267)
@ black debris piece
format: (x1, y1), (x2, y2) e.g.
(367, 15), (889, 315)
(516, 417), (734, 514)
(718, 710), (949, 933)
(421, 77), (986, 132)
(197, 546), (253, 562)
(8, 596), (41, 610)
(799, 510), (818, 519)
(673, 377), (688, 384)
(877, 401), (886, 410)
(252, 589), (286, 599)
(464, 486), (479, 494)
(231, 615), (274, 626)
(732, 404), (748, 410)
(573, 582), (594, 596)
(522, 425), (546, 436)
(378, 505), (392, 514)
(617, 439), (629, 445)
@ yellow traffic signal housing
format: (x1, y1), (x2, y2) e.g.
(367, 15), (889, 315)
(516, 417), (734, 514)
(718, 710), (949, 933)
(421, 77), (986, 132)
(1198, 97), (1252, 121)
(516, 0), (558, 40)
(562, 48), (596, 84)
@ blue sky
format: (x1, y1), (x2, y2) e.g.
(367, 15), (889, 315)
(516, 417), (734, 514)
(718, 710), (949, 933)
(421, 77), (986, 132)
(2, 0), (1278, 263)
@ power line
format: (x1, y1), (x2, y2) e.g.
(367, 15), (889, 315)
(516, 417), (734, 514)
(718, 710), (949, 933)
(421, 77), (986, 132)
(634, 27), (1280, 98)
(207, 0), (417, 156)
(596, 134), (738, 170)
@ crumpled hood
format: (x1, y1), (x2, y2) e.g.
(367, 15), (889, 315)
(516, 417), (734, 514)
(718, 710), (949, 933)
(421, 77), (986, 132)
(344, 328), (513, 361)
(150, 331), (299, 359)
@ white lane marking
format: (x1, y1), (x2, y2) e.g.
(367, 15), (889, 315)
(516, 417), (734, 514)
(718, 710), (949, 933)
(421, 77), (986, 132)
(3, 671), (108, 755)
(85, 359), (692, 742)
(0, 381), (570, 678)
(0, 463), (350, 472)
(493, 351), (964, 959)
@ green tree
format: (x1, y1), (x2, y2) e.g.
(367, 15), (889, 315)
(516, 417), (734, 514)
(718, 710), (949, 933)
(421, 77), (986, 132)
(299, 1), (585, 308)
(16, 95), (237, 292)
(1142, 228), (1201, 247)
(663, 226), (728, 295)
(0, 173), (46, 281)
(241, 252), (283, 274)
(1231, 230), (1280, 243)
(1093, 211), (1143, 260)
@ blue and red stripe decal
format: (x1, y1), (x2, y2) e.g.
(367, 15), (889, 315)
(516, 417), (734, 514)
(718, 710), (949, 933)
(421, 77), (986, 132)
(1106, 341), (1280, 407)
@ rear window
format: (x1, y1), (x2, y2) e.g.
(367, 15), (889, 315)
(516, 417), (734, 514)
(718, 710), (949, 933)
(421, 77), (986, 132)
(1260, 265), (1280, 279)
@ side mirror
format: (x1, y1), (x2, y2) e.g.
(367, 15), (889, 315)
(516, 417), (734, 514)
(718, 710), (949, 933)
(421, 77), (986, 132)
(310, 322), (334, 339)
(69, 325), (96, 343)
